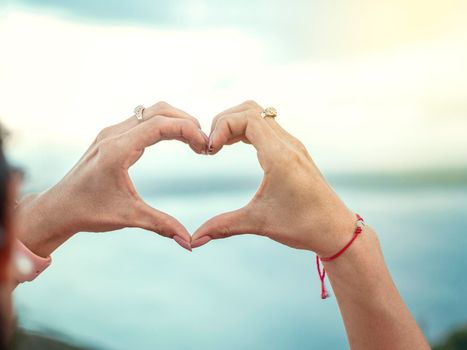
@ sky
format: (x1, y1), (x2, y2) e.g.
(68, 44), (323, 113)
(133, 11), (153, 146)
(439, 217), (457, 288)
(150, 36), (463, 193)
(1, 0), (467, 187)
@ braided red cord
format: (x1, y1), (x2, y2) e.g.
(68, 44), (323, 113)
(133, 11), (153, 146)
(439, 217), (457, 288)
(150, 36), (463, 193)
(316, 214), (365, 299)
(316, 255), (329, 299)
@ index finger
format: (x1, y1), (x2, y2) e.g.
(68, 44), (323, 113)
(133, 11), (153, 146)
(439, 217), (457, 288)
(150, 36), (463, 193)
(144, 101), (202, 128)
(208, 110), (279, 159)
(123, 116), (208, 153)
(95, 101), (203, 143)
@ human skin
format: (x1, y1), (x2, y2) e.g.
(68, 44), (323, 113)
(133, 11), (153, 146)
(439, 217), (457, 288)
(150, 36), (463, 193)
(11, 99), (430, 349)
(15, 101), (209, 257)
(191, 100), (430, 350)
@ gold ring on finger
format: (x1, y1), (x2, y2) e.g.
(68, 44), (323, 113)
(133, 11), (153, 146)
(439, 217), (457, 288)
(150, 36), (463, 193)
(134, 105), (145, 122)
(261, 107), (277, 119)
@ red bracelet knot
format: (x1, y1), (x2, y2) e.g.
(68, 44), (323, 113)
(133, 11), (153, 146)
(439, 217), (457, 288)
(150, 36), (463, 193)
(316, 214), (365, 299)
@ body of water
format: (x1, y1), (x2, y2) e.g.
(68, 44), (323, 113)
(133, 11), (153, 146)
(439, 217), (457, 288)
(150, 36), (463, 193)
(13, 184), (467, 349)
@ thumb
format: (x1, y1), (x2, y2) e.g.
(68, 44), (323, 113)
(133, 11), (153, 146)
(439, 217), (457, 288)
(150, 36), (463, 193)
(135, 201), (192, 252)
(191, 207), (255, 249)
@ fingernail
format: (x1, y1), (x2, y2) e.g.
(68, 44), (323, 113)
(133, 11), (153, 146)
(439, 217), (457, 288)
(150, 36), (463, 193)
(207, 135), (214, 154)
(174, 235), (192, 252)
(199, 130), (209, 155)
(191, 236), (212, 249)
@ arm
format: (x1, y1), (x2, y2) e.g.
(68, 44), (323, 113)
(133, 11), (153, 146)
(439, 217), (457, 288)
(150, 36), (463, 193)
(324, 227), (428, 349)
(191, 100), (430, 350)
(14, 101), (207, 273)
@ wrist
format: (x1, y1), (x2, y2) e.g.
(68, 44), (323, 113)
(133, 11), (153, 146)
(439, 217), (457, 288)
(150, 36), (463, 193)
(15, 239), (52, 283)
(322, 226), (386, 296)
(311, 201), (357, 257)
(16, 187), (77, 258)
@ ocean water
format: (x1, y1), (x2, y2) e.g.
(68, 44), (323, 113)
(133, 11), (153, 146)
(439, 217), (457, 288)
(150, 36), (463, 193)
(13, 184), (467, 349)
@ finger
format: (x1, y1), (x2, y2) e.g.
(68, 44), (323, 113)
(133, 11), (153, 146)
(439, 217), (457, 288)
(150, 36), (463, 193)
(96, 102), (203, 143)
(210, 103), (250, 134)
(172, 135), (210, 154)
(191, 208), (256, 248)
(123, 116), (208, 154)
(136, 201), (192, 251)
(209, 100), (266, 135)
(225, 135), (250, 145)
(145, 101), (202, 128)
(95, 116), (139, 142)
(208, 111), (277, 157)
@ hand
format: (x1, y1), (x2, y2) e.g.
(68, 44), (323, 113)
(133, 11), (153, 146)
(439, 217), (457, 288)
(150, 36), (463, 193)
(191, 100), (356, 256)
(16, 101), (208, 256)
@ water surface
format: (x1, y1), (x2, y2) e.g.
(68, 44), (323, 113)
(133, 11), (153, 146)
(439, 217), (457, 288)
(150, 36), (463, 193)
(14, 185), (467, 349)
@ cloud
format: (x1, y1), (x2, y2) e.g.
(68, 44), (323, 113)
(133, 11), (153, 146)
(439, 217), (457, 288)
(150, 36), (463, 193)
(0, 9), (466, 183)
(6, 0), (467, 60)
(5, 0), (319, 59)
(7, 0), (174, 24)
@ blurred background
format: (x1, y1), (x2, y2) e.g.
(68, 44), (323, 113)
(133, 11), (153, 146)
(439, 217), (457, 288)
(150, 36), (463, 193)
(1, 0), (467, 349)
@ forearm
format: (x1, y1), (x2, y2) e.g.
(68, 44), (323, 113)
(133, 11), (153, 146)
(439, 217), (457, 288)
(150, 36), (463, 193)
(323, 226), (429, 350)
(15, 186), (76, 258)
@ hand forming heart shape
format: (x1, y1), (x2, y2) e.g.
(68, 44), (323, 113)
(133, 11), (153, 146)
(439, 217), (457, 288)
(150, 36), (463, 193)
(190, 100), (356, 256)
(16, 100), (356, 258)
(12, 100), (431, 350)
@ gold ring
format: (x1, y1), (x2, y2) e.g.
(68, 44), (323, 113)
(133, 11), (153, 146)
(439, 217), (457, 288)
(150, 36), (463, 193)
(134, 105), (145, 122)
(261, 107), (277, 119)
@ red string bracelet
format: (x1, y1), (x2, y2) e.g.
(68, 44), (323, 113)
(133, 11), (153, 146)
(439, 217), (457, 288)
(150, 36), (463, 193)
(316, 214), (365, 299)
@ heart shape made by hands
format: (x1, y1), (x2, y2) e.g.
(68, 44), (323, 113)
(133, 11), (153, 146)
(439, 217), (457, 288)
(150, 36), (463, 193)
(134, 100), (353, 258)
(43, 100), (352, 260)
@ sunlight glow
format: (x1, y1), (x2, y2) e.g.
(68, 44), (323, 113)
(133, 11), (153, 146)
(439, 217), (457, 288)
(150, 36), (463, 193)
(1, 9), (466, 173)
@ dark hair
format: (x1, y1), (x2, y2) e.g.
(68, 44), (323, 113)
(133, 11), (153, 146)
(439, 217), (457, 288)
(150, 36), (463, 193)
(0, 125), (10, 273)
(0, 126), (11, 350)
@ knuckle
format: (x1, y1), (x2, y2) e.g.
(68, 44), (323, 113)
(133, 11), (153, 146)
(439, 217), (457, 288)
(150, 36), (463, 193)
(95, 138), (112, 155)
(288, 148), (302, 163)
(244, 100), (263, 113)
(217, 115), (228, 125)
(151, 101), (170, 114)
(176, 119), (193, 132)
(293, 150), (309, 167)
(155, 101), (169, 109)
(151, 222), (165, 236)
(158, 216), (172, 231)
(218, 225), (232, 239)
(243, 99), (258, 108)
(217, 116), (235, 136)
(146, 216), (167, 236)
(186, 115), (196, 123)
(277, 147), (305, 169)
(95, 126), (114, 142)
(93, 140), (114, 166)
(214, 116), (229, 132)
(295, 139), (308, 155)
(95, 135), (122, 160)
(191, 116), (201, 126)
